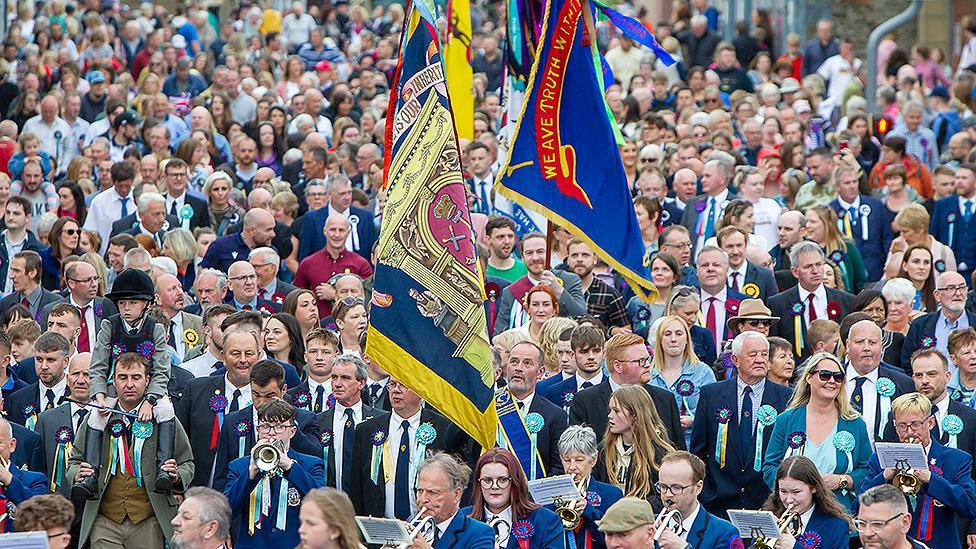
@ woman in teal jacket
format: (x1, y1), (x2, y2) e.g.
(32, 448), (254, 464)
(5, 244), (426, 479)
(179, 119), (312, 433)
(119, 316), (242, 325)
(762, 352), (872, 511)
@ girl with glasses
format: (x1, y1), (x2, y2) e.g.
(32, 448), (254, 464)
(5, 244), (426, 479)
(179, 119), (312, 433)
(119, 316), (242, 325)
(761, 456), (853, 549)
(602, 386), (675, 510)
(463, 448), (561, 549)
(762, 353), (872, 511)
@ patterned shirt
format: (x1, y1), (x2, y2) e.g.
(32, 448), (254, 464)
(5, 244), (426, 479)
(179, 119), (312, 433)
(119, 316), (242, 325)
(583, 277), (628, 330)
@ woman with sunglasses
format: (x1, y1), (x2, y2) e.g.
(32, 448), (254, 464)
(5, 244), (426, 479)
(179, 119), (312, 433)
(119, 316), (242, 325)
(647, 315), (715, 449)
(332, 297), (368, 356)
(762, 353), (872, 511)
(761, 455), (853, 549)
(40, 217), (83, 290)
(462, 448), (562, 549)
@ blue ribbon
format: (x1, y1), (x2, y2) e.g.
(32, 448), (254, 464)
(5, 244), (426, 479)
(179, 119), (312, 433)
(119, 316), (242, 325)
(276, 477), (289, 530)
(495, 391), (546, 480)
(592, 3), (675, 66)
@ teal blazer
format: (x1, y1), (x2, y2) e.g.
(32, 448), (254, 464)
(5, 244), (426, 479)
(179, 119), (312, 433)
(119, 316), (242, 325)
(761, 406), (872, 510)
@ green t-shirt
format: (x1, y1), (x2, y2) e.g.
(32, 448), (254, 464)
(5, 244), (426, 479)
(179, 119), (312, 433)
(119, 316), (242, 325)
(486, 259), (528, 283)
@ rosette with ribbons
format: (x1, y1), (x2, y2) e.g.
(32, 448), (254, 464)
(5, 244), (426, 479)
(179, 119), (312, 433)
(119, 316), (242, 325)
(876, 378), (896, 440)
(369, 429), (388, 484)
(131, 420), (154, 486)
(234, 419), (251, 458)
(51, 426), (74, 491)
(107, 419), (135, 479)
(786, 431), (807, 457)
(790, 302), (805, 356)
(715, 406), (732, 468)
(943, 414), (964, 448)
(22, 402), (38, 431)
(209, 392), (229, 450)
(798, 531), (822, 549)
(676, 379), (695, 418)
(561, 391), (575, 417)
(947, 212), (958, 247)
(293, 391), (312, 410)
(754, 405), (778, 471)
(828, 249), (848, 284)
(413, 423), (437, 485)
(319, 430), (333, 484)
(179, 205), (194, 229)
(525, 413), (545, 481)
(512, 520), (534, 549)
(833, 430), (856, 493)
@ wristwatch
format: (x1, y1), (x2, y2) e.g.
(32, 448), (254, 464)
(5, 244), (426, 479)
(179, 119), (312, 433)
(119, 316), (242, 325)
(840, 477), (850, 491)
(146, 395), (159, 406)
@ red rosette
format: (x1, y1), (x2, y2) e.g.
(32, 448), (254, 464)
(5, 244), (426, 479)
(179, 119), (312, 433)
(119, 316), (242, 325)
(826, 301), (841, 320)
(725, 298), (741, 315)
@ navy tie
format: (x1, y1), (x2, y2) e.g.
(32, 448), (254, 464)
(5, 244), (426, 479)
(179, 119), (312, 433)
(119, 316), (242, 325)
(369, 384), (381, 406)
(851, 377), (866, 414)
(45, 388), (57, 410)
(580, 381), (593, 389)
(314, 386), (325, 413)
(168, 321), (177, 349)
(394, 419), (412, 520)
(740, 387), (754, 453)
(932, 404), (942, 442)
(341, 408), (355, 489)
(229, 389), (242, 413)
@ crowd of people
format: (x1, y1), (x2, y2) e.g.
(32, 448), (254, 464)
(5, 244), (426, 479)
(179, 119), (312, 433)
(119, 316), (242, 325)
(1, 0), (976, 548)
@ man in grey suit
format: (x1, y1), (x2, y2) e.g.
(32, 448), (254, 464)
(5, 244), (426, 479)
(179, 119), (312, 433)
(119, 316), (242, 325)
(36, 352), (92, 497)
(0, 250), (63, 320)
(42, 261), (118, 353)
(249, 246), (297, 306)
(717, 226), (779, 300)
(493, 232), (587, 337)
(156, 273), (204, 363)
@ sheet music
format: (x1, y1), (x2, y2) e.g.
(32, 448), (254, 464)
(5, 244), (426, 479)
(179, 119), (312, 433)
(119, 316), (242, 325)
(0, 531), (49, 549)
(727, 509), (782, 539)
(356, 516), (412, 545)
(876, 442), (929, 469)
(527, 474), (582, 505)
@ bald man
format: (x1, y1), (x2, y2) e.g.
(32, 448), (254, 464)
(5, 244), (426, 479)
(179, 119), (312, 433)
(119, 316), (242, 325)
(0, 417), (48, 530)
(222, 188), (295, 263)
(225, 261), (280, 313)
(200, 208), (276, 273)
(36, 352), (92, 496)
(22, 94), (73, 170)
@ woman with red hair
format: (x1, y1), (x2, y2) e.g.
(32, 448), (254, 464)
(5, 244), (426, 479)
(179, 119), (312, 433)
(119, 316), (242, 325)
(496, 284), (560, 346)
(462, 448), (562, 548)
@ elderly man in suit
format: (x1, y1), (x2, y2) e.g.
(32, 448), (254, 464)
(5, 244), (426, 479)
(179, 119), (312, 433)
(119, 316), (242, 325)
(690, 332), (793, 518)
(902, 271), (976, 373)
(36, 352), (92, 496)
(414, 453), (495, 549)
(0, 416), (49, 533)
(175, 329), (259, 487)
(212, 360), (321, 491)
(680, 158), (737, 258)
(314, 354), (384, 492)
(67, 352), (194, 547)
(350, 377), (470, 519)
(248, 246), (296, 306)
(829, 164), (893, 281)
(42, 261), (117, 353)
(155, 273), (204, 363)
(118, 193), (173, 249)
(493, 232), (587, 337)
(0, 250), (63, 320)
(570, 333), (685, 450)
(697, 246), (750, 356)
(717, 226), (778, 300)
(767, 241), (855, 361)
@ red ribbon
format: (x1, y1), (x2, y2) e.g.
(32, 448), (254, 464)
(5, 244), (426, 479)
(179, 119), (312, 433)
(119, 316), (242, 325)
(210, 414), (220, 450)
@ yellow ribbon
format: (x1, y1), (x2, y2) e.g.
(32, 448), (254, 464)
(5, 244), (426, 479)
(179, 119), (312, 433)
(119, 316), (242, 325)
(843, 213), (853, 239)
(382, 439), (393, 484)
(718, 423), (728, 468)
(794, 316), (804, 356)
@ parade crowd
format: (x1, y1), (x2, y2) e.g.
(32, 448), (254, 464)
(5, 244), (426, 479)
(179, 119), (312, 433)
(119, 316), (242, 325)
(2, 0), (976, 548)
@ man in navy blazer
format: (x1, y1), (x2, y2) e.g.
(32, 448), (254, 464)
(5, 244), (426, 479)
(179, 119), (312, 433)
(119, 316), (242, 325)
(902, 271), (976, 372)
(538, 325), (606, 409)
(690, 332), (793, 518)
(298, 174), (377, 264)
(697, 246), (750, 357)
(654, 451), (742, 548)
(0, 417), (49, 533)
(504, 342), (569, 476)
(679, 159), (737, 258)
(768, 242), (855, 362)
(717, 226), (778, 300)
(862, 392), (976, 549)
(829, 165), (894, 281)
(846, 320), (915, 445)
(931, 165), (976, 284)
(414, 453), (494, 549)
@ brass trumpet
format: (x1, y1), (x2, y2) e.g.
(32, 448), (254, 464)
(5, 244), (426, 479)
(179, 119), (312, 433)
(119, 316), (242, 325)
(892, 438), (922, 496)
(252, 439), (285, 473)
(398, 507), (436, 549)
(750, 504), (800, 549)
(553, 479), (587, 530)
(653, 499), (684, 541)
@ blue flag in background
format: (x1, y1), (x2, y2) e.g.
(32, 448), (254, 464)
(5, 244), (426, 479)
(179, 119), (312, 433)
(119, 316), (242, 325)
(496, 0), (658, 300)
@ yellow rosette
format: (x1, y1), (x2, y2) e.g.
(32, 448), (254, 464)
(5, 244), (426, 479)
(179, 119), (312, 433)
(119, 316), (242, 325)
(742, 283), (760, 298)
(183, 328), (201, 347)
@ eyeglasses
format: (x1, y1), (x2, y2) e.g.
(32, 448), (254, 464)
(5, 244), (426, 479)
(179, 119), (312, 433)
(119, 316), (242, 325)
(63, 228), (79, 236)
(338, 296), (365, 306)
(306, 191), (327, 198)
(256, 422), (296, 433)
(810, 370), (845, 382)
(854, 513), (903, 532)
(653, 482), (694, 495)
(893, 418), (931, 432)
(937, 285), (968, 294)
(479, 476), (512, 489)
(69, 275), (101, 285)
(166, 172), (189, 178)
(229, 274), (257, 281)
(617, 357), (650, 367)
(662, 241), (691, 250)
(743, 319), (772, 328)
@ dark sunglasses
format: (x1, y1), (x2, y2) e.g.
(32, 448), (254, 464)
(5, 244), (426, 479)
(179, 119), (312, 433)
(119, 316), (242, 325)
(338, 297), (365, 307)
(63, 228), (79, 236)
(743, 319), (772, 327)
(810, 370), (845, 382)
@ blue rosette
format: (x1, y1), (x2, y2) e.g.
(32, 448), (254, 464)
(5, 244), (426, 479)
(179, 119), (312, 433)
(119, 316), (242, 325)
(753, 405), (778, 471)
(834, 430), (856, 482)
(943, 414), (964, 448)
(877, 378), (896, 439)
(525, 412), (545, 481)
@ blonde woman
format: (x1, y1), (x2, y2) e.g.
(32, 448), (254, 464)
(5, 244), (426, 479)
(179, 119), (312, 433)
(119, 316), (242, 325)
(297, 488), (365, 549)
(162, 228), (198, 293)
(888, 203), (956, 276)
(538, 316), (577, 380)
(761, 352), (871, 511)
(648, 315), (716, 448)
(805, 205), (868, 293)
(602, 385), (676, 506)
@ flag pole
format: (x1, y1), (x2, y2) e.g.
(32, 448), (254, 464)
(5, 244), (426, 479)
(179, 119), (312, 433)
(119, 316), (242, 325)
(545, 222), (554, 270)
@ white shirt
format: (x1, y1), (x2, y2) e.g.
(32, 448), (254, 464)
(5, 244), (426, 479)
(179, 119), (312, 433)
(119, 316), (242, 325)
(933, 396), (950, 429)
(22, 115), (73, 168)
(384, 409), (422, 518)
(309, 378), (333, 411)
(817, 55), (862, 101)
(694, 189), (730, 254)
(84, 187), (137, 254)
(182, 350), (220, 378)
(700, 286), (729, 352)
(679, 503), (701, 540)
(798, 285), (827, 325)
(169, 314), (187, 362)
(69, 296), (97, 352)
(484, 506), (513, 547)
(575, 371), (603, 390)
(799, 506), (815, 533)
(516, 392), (535, 413)
(166, 191), (187, 219)
(436, 512), (458, 540)
(727, 263), (748, 292)
(39, 376), (68, 409)
(3, 230), (28, 293)
(223, 376), (252, 413)
(69, 402), (87, 432)
(332, 400), (364, 491)
(845, 364), (879, 448)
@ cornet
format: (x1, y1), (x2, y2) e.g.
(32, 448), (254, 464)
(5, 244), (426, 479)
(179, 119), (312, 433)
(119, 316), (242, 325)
(892, 438), (922, 497)
(252, 439), (284, 473)
(750, 503), (800, 549)
(553, 479), (586, 530)
(653, 499), (684, 541)
(398, 507), (436, 549)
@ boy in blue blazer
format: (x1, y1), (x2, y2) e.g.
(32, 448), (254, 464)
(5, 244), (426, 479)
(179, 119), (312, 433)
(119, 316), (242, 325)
(224, 400), (324, 549)
(861, 393), (976, 549)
